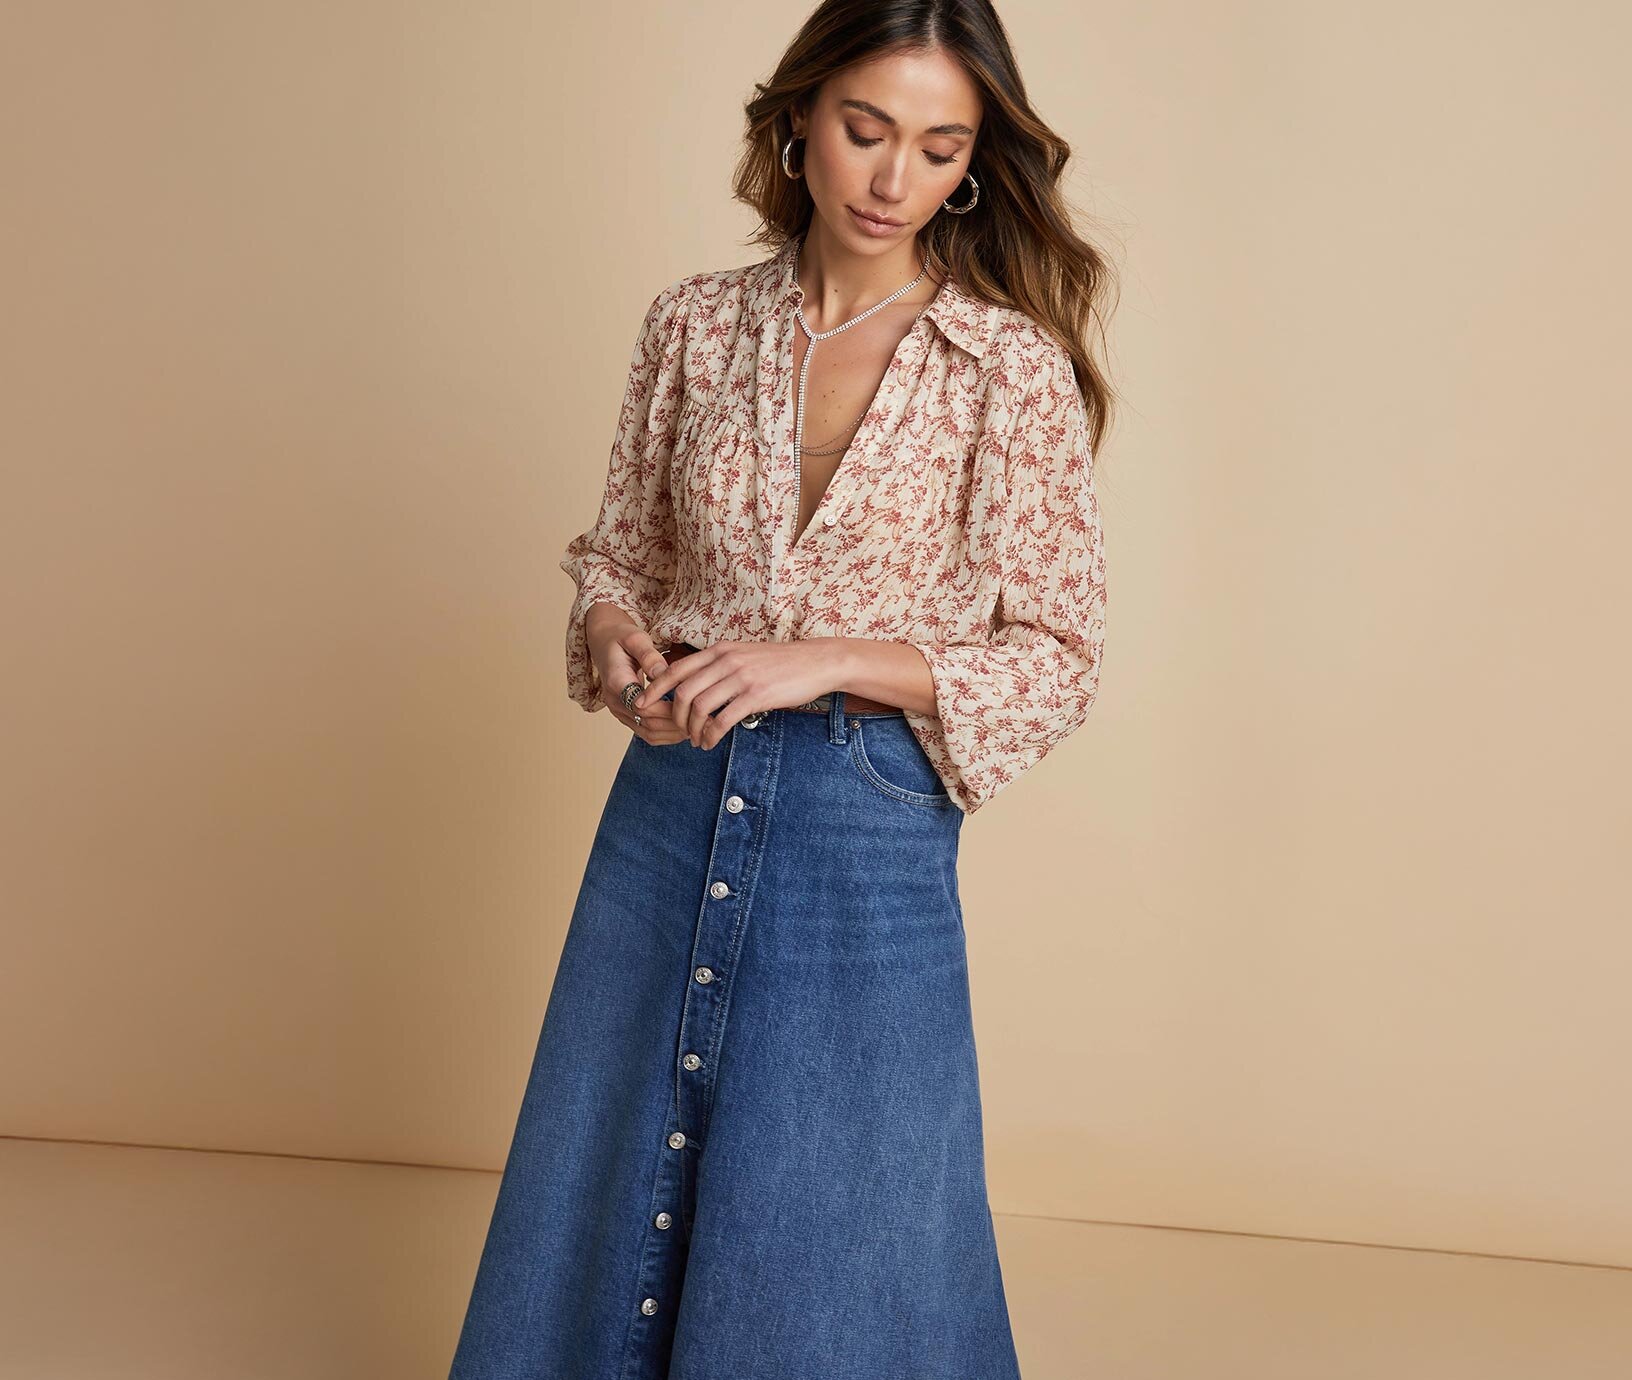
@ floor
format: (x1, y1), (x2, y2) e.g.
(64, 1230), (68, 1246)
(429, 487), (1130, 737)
(2, 1137), (1628, 1379)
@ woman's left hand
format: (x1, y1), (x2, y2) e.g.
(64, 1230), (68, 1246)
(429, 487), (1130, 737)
(633, 638), (848, 750)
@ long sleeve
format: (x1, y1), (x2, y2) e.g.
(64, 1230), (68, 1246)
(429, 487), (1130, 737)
(904, 339), (1108, 813)
(559, 278), (691, 712)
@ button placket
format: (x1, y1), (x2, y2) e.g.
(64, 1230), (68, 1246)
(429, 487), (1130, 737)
(682, 712), (775, 1185)
(624, 707), (777, 1360)
(629, 1131), (687, 1330)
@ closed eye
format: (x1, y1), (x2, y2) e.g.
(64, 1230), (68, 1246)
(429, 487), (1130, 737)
(845, 126), (958, 166)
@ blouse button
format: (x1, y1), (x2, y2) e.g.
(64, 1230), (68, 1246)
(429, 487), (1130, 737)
(641, 1297), (659, 1316)
(726, 795), (744, 813)
(822, 511), (839, 527)
(655, 1212), (672, 1230)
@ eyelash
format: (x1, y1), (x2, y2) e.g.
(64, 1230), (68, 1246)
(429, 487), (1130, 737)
(844, 126), (958, 166)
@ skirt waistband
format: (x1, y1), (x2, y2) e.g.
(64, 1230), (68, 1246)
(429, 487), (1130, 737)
(668, 642), (905, 717)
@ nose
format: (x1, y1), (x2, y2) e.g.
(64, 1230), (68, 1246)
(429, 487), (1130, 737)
(870, 149), (911, 205)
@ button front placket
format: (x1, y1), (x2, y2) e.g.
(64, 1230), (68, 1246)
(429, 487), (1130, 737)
(619, 708), (783, 1379)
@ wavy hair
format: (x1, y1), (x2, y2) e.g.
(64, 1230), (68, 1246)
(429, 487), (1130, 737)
(732, 0), (1120, 458)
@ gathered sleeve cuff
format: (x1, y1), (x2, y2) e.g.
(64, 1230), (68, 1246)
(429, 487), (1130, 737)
(559, 278), (691, 712)
(903, 340), (1108, 813)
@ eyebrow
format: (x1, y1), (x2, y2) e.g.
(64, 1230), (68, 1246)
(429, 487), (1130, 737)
(839, 98), (976, 138)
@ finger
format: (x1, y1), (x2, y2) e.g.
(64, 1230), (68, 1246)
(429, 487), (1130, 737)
(603, 684), (652, 721)
(676, 666), (748, 749)
(605, 681), (679, 722)
(620, 628), (672, 686)
(660, 669), (715, 749)
(608, 702), (686, 744)
(607, 693), (680, 729)
(636, 643), (712, 712)
(695, 681), (760, 749)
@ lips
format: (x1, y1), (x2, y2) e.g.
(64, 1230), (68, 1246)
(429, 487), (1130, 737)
(849, 206), (904, 227)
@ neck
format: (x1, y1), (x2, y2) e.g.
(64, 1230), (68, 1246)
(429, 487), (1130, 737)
(796, 219), (939, 328)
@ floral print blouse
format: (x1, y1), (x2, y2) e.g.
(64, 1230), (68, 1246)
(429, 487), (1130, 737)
(559, 233), (1107, 814)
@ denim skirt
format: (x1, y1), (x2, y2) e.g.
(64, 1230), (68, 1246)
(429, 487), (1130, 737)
(447, 693), (1022, 1380)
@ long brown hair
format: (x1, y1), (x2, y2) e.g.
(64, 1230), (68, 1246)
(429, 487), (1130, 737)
(732, 0), (1120, 458)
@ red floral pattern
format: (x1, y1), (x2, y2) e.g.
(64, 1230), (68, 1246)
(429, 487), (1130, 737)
(560, 234), (1106, 814)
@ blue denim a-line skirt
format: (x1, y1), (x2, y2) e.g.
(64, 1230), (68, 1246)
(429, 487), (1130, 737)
(447, 693), (1023, 1380)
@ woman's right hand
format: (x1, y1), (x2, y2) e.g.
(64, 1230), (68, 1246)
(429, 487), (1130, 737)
(585, 602), (689, 745)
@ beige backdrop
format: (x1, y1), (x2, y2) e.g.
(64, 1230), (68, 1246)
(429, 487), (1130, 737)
(3, 0), (1629, 1272)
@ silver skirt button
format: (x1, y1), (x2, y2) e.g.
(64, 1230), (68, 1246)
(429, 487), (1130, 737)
(709, 880), (731, 899)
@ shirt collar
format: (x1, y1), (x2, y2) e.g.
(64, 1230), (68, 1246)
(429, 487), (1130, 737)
(743, 233), (1003, 361)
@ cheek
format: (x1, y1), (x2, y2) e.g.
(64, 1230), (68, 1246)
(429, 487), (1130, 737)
(802, 135), (858, 191)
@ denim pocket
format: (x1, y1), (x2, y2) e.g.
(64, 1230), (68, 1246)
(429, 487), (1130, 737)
(849, 717), (954, 808)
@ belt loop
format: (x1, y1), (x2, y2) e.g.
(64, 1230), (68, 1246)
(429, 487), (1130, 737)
(828, 691), (848, 744)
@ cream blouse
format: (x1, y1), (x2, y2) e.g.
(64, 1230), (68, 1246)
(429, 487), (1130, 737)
(560, 233), (1107, 814)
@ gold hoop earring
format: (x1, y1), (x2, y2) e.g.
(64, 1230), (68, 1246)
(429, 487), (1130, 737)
(942, 170), (980, 214)
(781, 135), (805, 179)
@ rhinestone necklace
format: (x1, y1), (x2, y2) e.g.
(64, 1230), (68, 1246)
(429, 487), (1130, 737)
(791, 253), (930, 467)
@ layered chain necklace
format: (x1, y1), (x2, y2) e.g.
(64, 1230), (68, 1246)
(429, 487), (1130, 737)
(791, 253), (931, 459)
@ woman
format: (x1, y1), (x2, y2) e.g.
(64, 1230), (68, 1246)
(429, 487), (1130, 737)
(449, 2), (1114, 1376)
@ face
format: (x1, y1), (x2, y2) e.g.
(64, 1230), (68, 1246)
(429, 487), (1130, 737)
(792, 47), (983, 255)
